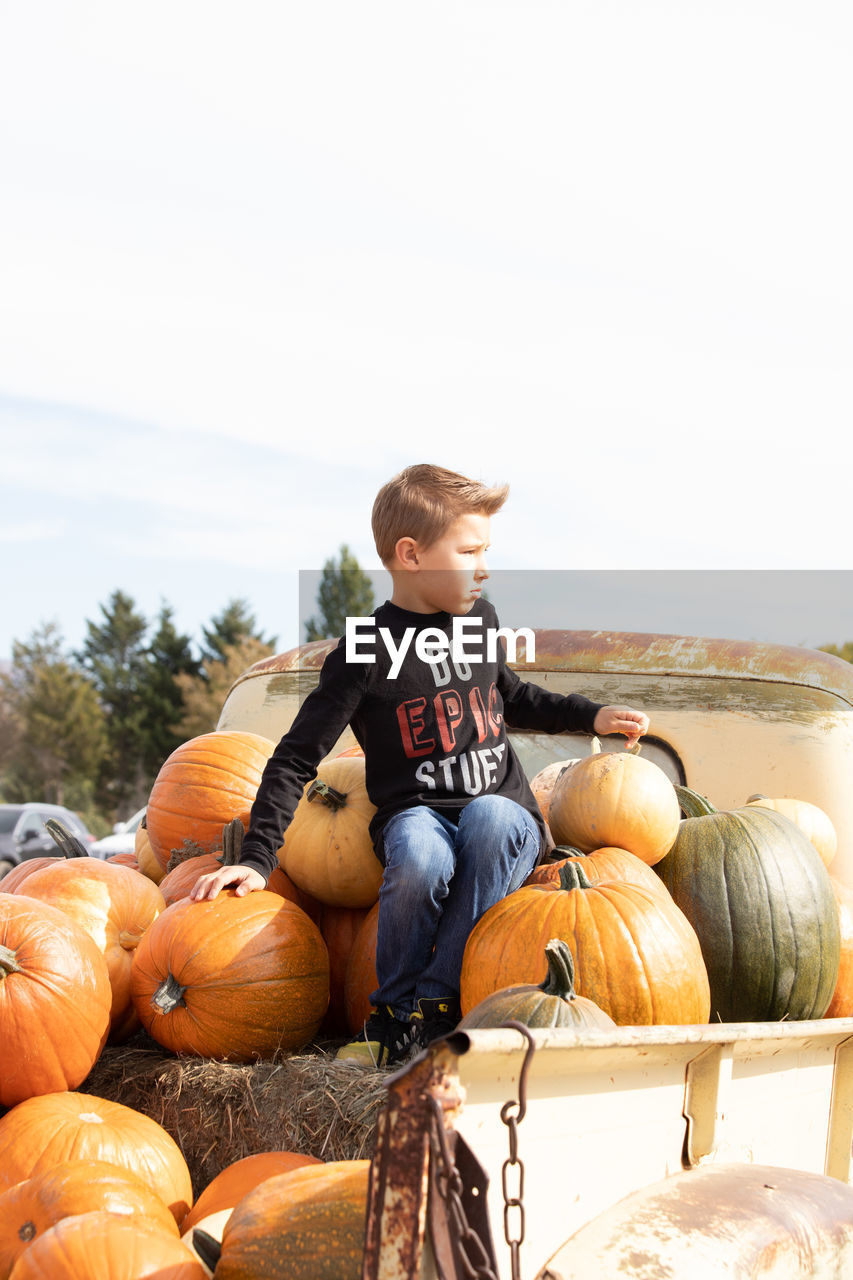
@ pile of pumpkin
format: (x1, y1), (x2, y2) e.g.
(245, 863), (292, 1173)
(2, 725), (853, 1275)
(1, 729), (385, 1087)
(0, 1088), (369, 1277)
(0, 730), (384, 1277)
(462, 745), (849, 1032)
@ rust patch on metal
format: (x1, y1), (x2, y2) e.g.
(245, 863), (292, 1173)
(512, 630), (853, 703)
(226, 631), (853, 707)
(229, 638), (337, 686)
(363, 1045), (465, 1280)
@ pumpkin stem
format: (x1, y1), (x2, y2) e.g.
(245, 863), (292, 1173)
(589, 736), (601, 755)
(0, 943), (22, 975)
(192, 1229), (222, 1272)
(557, 862), (593, 892)
(221, 818), (244, 865)
(307, 779), (348, 810)
(674, 785), (718, 818)
(151, 972), (187, 1014)
(747, 793), (768, 803)
(45, 818), (88, 859)
(541, 939), (578, 1000)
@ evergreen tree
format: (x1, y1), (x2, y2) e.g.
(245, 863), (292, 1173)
(76, 590), (149, 817)
(305, 544), (375, 641)
(0, 622), (107, 814)
(200, 599), (276, 664)
(175, 637), (276, 740)
(138, 602), (201, 781)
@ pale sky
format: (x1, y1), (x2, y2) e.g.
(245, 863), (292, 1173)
(2, 3), (852, 661)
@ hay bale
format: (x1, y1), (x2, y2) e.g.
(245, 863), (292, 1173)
(81, 1032), (386, 1195)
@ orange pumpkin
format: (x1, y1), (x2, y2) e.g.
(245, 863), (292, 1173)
(746, 795), (838, 868)
(212, 1160), (370, 1280)
(0, 844), (94, 895)
(460, 863), (710, 1026)
(135, 816), (165, 884)
(14, 860), (165, 1041)
(181, 1152), (323, 1234)
(548, 750), (680, 866)
(146, 731), (276, 871)
(159, 822), (312, 916)
(343, 902), (379, 1034)
(525, 846), (672, 898)
(130, 891), (329, 1060)
(106, 851), (139, 868)
(0, 1159), (178, 1276)
(316, 903), (372, 1036)
(0, 1092), (193, 1224)
(825, 877), (853, 1018)
(6, 1210), (205, 1279)
(0, 897), (112, 1108)
(278, 757), (382, 908)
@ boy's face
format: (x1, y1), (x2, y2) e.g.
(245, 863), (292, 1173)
(393, 512), (490, 614)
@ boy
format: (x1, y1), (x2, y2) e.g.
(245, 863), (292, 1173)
(190, 464), (649, 1066)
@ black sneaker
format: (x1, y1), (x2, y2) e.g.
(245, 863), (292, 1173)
(411, 996), (461, 1048)
(335, 1005), (416, 1068)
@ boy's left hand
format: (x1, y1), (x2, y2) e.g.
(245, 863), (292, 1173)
(593, 705), (650, 749)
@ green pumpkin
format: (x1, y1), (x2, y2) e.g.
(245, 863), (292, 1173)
(657, 788), (840, 1022)
(458, 937), (617, 1032)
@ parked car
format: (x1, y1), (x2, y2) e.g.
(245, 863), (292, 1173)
(89, 807), (146, 860)
(0, 802), (96, 877)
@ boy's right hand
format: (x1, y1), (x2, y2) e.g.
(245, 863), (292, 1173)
(189, 865), (267, 901)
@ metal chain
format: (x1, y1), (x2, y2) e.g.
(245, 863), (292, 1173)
(499, 1021), (536, 1280)
(429, 1095), (500, 1280)
(428, 1022), (536, 1280)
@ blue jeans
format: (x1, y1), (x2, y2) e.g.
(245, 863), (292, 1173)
(372, 795), (541, 1017)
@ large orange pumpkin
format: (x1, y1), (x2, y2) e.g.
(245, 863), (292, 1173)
(181, 1151), (323, 1234)
(460, 864), (710, 1026)
(146, 731), (276, 870)
(158, 822), (313, 916)
(278, 757), (382, 908)
(13, 860), (165, 1041)
(210, 1160), (370, 1280)
(130, 891), (329, 1060)
(0, 836), (93, 895)
(0, 1159), (178, 1277)
(0, 897), (112, 1109)
(6, 1210), (205, 1279)
(548, 750), (680, 866)
(0, 1092), (193, 1224)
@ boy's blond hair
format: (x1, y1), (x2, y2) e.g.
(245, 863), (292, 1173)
(372, 464), (508, 566)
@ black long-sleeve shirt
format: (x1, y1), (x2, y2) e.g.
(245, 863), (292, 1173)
(239, 599), (603, 881)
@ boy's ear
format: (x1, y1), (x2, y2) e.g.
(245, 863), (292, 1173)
(393, 536), (420, 571)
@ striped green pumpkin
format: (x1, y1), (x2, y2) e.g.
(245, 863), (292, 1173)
(657, 788), (840, 1022)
